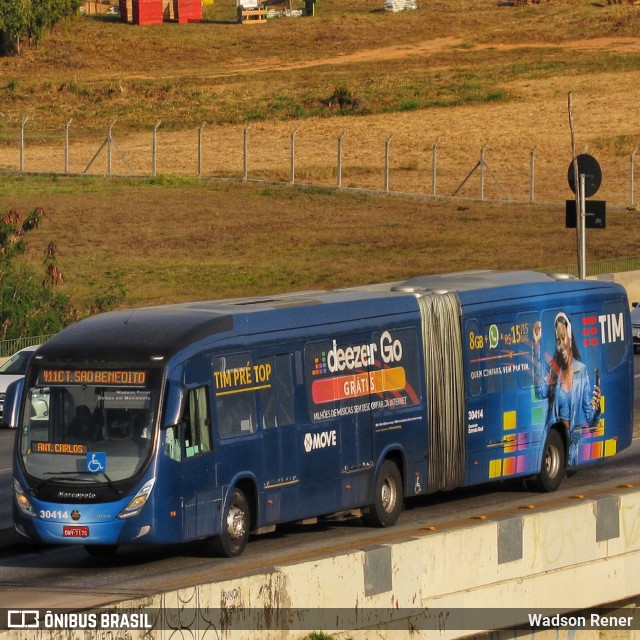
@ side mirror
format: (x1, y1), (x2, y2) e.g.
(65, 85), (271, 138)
(161, 380), (185, 429)
(3, 378), (25, 429)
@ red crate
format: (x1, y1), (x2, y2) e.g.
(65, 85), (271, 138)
(133, 0), (164, 24)
(175, 0), (202, 21)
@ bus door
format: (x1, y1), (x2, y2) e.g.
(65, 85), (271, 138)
(167, 357), (219, 541)
(211, 352), (262, 524)
(257, 353), (299, 524)
(302, 335), (374, 516)
(464, 309), (567, 485)
(531, 302), (631, 468)
(337, 383), (373, 512)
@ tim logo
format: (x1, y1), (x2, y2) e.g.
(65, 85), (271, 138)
(304, 430), (337, 452)
(582, 313), (624, 347)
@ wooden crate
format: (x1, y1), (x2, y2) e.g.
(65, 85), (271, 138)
(239, 7), (267, 22)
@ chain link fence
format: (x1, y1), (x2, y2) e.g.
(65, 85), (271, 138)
(1, 119), (639, 208)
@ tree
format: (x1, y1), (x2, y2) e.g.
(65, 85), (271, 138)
(0, 208), (74, 340)
(0, 0), (83, 56)
(0, 207), (126, 341)
(0, 0), (31, 55)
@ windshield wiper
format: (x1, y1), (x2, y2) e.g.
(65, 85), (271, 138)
(42, 471), (123, 495)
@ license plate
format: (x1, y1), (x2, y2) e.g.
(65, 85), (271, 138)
(63, 526), (89, 538)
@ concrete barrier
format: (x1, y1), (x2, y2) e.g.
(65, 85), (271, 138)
(3, 484), (640, 639)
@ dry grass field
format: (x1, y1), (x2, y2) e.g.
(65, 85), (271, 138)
(0, 0), (639, 309)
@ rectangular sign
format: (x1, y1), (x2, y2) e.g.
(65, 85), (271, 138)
(306, 329), (422, 422)
(565, 200), (606, 229)
(32, 442), (88, 455)
(38, 370), (147, 386)
(62, 526), (89, 538)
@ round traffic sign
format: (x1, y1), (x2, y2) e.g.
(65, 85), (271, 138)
(567, 153), (602, 197)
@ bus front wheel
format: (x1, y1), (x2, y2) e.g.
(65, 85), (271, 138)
(212, 487), (250, 557)
(364, 460), (403, 528)
(534, 429), (565, 492)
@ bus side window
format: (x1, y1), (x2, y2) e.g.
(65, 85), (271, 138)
(165, 425), (182, 462)
(602, 300), (628, 371)
(260, 353), (295, 429)
(275, 353), (295, 425)
(214, 353), (258, 438)
(466, 319), (483, 397)
(517, 312), (538, 389)
(258, 356), (276, 429)
(184, 386), (212, 458)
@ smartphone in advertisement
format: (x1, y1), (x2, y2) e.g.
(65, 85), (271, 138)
(595, 368), (600, 389)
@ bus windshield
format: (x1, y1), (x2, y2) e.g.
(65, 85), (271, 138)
(19, 369), (157, 484)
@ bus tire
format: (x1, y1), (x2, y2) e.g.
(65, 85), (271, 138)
(534, 429), (565, 492)
(212, 487), (250, 557)
(363, 460), (403, 528)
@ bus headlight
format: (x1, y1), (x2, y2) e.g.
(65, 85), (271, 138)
(118, 478), (155, 519)
(13, 478), (36, 517)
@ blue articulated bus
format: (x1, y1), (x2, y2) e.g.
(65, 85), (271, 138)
(6, 270), (634, 557)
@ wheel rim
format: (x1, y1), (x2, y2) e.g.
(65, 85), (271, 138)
(544, 443), (560, 479)
(226, 503), (247, 541)
(381, 476), (397, 513)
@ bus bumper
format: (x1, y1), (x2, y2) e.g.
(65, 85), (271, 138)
(12, 501), (155, 546)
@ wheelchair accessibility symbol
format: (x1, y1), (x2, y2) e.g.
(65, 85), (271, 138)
(86, 452), (106, 473)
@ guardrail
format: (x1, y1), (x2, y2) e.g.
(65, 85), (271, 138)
(537, 256), (640, 278)
(0, 335), (52, 359)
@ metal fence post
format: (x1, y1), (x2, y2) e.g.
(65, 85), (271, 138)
(530, 145), (537, 204)
(107, 120), (116, 175)
(290, 127), (299, 184)
(480, 141), (488, 201)
(579, 174), (586, 279)
(384, 135), (393, 193)
(64, 119), (73, 175)
(631, 145), (638, 209)
(20, 117), (29, 172)
(243, 125), (251, 182)
(152, 121), (161, 177)
(198, 122), (206, 178)
(337, 130), (345, 188)
(432, 137), (440, 196)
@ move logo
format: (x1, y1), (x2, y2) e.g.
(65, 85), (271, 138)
(303, 430), (337, 452)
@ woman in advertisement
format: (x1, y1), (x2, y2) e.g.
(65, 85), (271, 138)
(532, 311), (601, 466)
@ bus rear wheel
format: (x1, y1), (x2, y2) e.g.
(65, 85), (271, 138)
(364, 460), (403, 528)
(534, 429), (565, 492)
(212, 487), (250, 557)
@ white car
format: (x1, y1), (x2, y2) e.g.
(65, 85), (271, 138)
(632, 304), (640, 354)
(0, 345), (40, 427)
